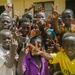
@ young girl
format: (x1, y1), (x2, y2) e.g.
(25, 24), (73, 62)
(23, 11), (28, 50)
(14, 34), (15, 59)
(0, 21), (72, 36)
(17, 36), (48, 75)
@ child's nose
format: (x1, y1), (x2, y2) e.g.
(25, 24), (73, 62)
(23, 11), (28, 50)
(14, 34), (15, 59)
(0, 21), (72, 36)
(4, 22), (8, 25)
(68, 46), (72, 50)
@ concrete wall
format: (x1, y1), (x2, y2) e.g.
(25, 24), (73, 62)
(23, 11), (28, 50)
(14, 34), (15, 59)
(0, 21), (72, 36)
(0, 0), (6, 6)
(54, 0), (65, 14)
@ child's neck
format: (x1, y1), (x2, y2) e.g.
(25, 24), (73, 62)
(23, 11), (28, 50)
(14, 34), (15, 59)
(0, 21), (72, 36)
(65, 24), (71, 28)
(32, 55), (41, 60)
(68, 54), (75, 61)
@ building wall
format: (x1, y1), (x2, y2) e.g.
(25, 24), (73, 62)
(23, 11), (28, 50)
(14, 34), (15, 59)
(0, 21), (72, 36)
(0, 0), (65, 17)
(12, 0), (24, 18)
(54, 0), (65, 14)
(0, 0), (6, 6)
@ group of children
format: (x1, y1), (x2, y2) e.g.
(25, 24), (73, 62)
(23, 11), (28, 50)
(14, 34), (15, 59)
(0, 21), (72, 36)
(0, 3), (75, 75)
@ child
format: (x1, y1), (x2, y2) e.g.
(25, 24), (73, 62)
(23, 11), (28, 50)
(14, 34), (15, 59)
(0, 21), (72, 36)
(17, 36), (48, 75)
(17, 18), (31, 54)
(44, 30), (61, 75)
(59, 9), (75, 45)
(0, 29), (18, 75)
(0, 13), (12, 30)
(29, 32), (75, 75)
(53, 8), (75, 46)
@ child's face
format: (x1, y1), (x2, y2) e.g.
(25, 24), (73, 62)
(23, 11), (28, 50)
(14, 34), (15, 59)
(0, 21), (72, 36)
(45, 34), (54, 53)
(34, 25), (41, 36)
(62, 36), (75, 56)
(45, 34), (53, 46)
(20, 22), (30, 37)
(38, 14), (45, 20)
(62, 13), (72, 25)
(37, 12), (45, 20)
(37, 19), (46, 31)
(1, 16), (12, 30)
(30, 38), (42, 55)
(26, 12), (32, 20)
(1, 32), (13, 50)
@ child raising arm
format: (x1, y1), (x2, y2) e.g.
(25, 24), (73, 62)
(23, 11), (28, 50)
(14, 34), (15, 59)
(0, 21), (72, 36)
(0, 29), (18, 75)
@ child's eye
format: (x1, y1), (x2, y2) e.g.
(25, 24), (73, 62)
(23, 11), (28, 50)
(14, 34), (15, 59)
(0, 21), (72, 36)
(2, 37), (11, 40)
(67, 16), (71, 18)
(2, 38), (6, 40)
(70, 44), (75, 48)
(7, 37), (11, 40)
(62, 16), (71, 18)
(63, 45), (68, 47)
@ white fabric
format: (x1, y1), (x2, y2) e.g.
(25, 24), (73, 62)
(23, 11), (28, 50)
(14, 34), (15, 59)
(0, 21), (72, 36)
(0, 44), (16, 75)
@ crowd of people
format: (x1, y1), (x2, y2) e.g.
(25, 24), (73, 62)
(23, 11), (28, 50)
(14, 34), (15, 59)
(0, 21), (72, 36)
(0, 2), (75, 75)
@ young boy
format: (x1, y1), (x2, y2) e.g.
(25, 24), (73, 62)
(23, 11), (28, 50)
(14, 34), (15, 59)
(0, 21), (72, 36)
(0, 29), (18, 75)
(29, 32), (75, 75)
(53, 8), (75, 46)
(17, 18), (31, 54)
(0, 13), (12, 30)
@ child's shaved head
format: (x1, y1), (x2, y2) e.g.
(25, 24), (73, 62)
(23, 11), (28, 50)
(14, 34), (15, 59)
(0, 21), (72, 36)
(0, 29), (13, 39)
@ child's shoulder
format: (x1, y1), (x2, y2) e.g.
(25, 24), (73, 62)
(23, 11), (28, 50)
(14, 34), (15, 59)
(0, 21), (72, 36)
(56, 51), (65, 56)
(71, 24), (75, 33)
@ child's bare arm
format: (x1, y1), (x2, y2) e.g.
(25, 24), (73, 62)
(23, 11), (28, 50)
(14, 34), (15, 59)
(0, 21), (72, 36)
(52, 4), (59, 33)
(4, 39), (18, 68)
(29, 42), (53, 60)
(17, 43), (29, 75)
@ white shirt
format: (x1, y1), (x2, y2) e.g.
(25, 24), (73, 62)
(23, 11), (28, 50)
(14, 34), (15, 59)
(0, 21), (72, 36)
(0, 44), (16, 75)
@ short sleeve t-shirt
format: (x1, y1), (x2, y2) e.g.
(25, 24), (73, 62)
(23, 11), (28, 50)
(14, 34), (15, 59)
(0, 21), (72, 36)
(49, 52), (75, 75)
(0, 45), (16, 75)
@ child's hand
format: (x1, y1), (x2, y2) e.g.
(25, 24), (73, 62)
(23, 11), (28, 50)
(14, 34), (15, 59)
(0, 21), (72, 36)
(52, 40), (60, 51)
(14, 11), (20, 18)
(12, 26), (22, 40)
(19, 43), (29, 59)
(52, 4), (58, 19)
(28, 41), (44, 55)
(36, 19), (46, 28)
(47, 14), (52, 22)
(10, 38), (18, 54)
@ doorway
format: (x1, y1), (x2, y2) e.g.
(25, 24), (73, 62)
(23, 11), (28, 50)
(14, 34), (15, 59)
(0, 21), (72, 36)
(0, 6), (5, 15)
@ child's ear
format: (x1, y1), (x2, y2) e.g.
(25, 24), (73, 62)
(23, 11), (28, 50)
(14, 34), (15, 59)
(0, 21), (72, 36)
(62, 45), (65, 50)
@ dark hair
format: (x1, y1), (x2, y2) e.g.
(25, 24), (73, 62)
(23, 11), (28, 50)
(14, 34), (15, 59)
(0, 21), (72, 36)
(18, 18), (30, 28)
(36, 12), (45, 18)
(30, 36), (42, 43)
(0, 29), (12, 38)
(22, 11), (32, 19)
(62, 9), (74, 18)
(30, 36), (45, 49)
(0, 12), (11, 20)
(61, 32), (75, 45)
(62, 32), (75, 39)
